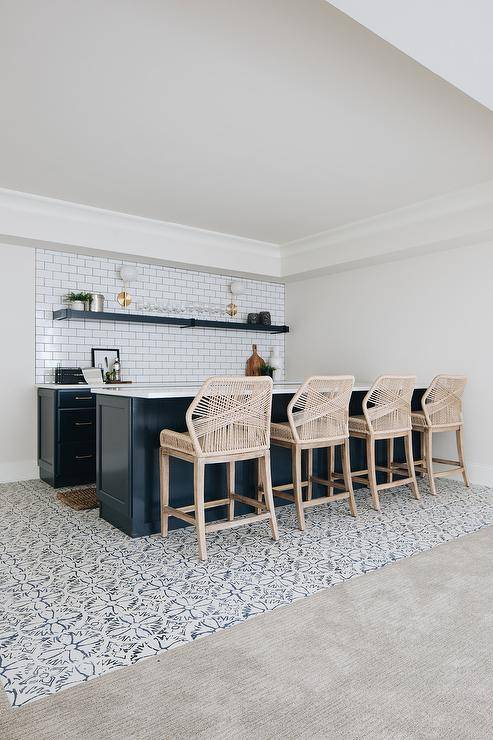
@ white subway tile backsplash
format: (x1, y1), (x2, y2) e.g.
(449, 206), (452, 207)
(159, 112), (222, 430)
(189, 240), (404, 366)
(36, 250), (285, 384)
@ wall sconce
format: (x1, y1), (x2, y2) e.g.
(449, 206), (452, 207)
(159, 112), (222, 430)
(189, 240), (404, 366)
(117, 265), (137, 308)
(226, 281), (243, 317)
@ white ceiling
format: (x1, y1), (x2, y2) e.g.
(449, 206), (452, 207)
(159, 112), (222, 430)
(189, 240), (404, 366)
(327, 1), (493, 112)
(1, 0), (493, 243)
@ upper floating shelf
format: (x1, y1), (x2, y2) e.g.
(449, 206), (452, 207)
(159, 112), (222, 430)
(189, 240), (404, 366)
(52, 309), (289, 334)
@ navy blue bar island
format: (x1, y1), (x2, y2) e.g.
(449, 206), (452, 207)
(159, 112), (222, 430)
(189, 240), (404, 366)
(94, 383), (424, 537)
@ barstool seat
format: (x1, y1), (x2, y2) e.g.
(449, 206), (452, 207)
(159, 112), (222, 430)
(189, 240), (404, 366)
(410, 411), (427, 428)
(159, 429), (195, 454)
(270, 422), (295, 442)
(160, 376), (279, 561)
(411, 410), (463, 430)
(348, 415), (368, 434)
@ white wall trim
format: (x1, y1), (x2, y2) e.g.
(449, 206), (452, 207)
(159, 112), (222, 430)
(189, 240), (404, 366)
(444, 464), (493, 488)
(281, 179), (493, 280)
(2, 179), (493, 282)
(468, 464), (493, 487)
(0, 188), (281, 280)
(0, 460), (38, 484)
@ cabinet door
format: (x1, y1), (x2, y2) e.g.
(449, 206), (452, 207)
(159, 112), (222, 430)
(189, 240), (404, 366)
(97, 395), (132, 518)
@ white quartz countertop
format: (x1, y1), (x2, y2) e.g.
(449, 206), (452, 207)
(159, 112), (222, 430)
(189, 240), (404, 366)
(36, 383), (137, 391)
(36, 381), (374, 399)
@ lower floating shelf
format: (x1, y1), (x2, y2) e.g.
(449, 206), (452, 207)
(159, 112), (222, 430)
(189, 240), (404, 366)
(52, 309), (289, 334)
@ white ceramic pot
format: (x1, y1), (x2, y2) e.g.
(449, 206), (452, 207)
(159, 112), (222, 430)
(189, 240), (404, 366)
(70, 301), (85, 311)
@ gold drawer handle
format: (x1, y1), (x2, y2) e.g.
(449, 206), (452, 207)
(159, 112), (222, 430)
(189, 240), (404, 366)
(75, 454), (93, 460)
(75, 422), (93, 426)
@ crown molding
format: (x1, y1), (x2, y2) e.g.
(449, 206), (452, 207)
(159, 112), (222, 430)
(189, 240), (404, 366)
(280, 179), (493, 280)
(1, 179), (493, 283)
(0, 188), (282, 280)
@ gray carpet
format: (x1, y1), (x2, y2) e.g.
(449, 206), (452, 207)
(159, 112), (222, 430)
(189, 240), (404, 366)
(1, 526), (492, 740)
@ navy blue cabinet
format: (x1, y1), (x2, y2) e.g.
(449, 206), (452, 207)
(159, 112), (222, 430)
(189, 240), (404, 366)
(38, 387), (96, 487)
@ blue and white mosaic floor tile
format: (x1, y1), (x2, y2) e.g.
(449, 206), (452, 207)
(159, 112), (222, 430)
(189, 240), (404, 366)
(1, 478), (492, 707)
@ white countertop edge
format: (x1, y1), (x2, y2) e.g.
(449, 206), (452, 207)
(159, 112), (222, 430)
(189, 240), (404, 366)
(37, 381), (375, 398)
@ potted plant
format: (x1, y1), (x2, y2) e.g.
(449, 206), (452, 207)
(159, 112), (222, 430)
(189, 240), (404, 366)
(260, 363), (275, 379)
(65, 292), (92, 311)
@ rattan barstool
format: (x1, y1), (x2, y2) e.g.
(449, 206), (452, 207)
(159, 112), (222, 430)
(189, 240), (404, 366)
(341, 375), (420, 511)
(159, 376), (278, 561)
(411, 374), (469, 495)
(270, 376), (357, 530)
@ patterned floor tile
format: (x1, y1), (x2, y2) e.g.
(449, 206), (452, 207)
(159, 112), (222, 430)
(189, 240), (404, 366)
(1, 478), (492, 707)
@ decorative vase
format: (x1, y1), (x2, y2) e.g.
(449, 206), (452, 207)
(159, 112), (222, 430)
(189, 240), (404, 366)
(89, 293), (105, 312)
(245, 344), (265, 376)
(247, 313), (259, 325)
(259, 311), (271, 326)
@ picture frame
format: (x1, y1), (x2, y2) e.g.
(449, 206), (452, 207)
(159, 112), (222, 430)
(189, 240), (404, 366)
(91, 348), (120, 379)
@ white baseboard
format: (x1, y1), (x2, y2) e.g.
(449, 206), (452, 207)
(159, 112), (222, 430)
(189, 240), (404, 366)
(0, 460), (38, 483)
(443, 463), (493, 488)
(468, 464), (493, 487)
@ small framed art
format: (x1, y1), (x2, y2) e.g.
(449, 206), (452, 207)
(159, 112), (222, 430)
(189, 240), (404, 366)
(91, 348), (120, 378)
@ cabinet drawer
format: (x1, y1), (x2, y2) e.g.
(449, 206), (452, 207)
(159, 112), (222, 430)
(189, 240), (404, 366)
(59, 443), (96, 483)
(59, 409), (96, 442)
(59, 390), (95, 408)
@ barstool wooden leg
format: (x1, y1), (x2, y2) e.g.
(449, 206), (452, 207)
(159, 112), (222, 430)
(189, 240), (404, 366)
(255, 458), (263, 514)
(387, 438), (394, 484)
(456, 428), (470, 487)
(418, 432), (425, 476)
(342, 439), (357, 517)
(259, 451), (279, 541)
(194, 459), (207, 561)
(404, 431), (420, 500)
(327, 445), (334, 497)
(424, 430), (437, 496)
(366, 436), (380, 511)
(307, 448), (313, 501)
(160, 449), (170, 537)
(227, 461), (235, 521)
(292, 445), (305, 530)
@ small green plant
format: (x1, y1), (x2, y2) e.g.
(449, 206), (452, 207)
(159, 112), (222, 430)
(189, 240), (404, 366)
(260, 364), (275, 378)
(65, 292), (92, 304)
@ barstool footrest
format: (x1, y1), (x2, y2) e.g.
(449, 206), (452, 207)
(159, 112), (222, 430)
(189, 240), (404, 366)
(272, 481), (309, 492)
(205, 512), (271, 534)
(163, 497), (231, 525)
(162, 506), (196, 526)
(433, 467), (463, 478)
(310, 475), (347, 491)
(351, 475), (371, 486)
(231, 492), (267, 511)
(432, 457), (461, 466)
(272, 489), (295, 502)
(304, 492), (350, 507)
(332, 469), (367, 479)
(377, 477), (413, 491)
(175, 498), (230, 514)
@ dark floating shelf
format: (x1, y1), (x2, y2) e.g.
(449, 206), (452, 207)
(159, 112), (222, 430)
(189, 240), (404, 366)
(52, 309), (289, 334)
